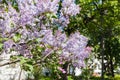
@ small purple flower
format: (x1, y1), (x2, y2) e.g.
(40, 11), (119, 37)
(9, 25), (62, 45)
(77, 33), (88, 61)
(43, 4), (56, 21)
(4, 40), (15, 52)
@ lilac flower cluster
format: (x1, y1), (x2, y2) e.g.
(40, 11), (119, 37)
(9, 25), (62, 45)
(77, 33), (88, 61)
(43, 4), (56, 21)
(40, 29), (91, 68)
(62, 0), (80, 16)
(0, 0), (80, 37)
(56, 0), (80, 27)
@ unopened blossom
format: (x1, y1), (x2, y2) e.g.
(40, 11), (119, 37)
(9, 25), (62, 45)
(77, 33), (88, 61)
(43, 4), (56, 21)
(58, 67), (66, 73)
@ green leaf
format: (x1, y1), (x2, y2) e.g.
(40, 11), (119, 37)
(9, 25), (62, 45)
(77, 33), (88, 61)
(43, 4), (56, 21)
(20, 57), (27, 65)
(13, 33), (21, 42)
(0, 43), (3, 49)
(24, 63), (34, 72)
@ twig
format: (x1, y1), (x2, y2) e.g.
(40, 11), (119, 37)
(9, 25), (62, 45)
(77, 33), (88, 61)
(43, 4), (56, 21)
(0, 50), (53, 67)
(0, 59), (20, 67)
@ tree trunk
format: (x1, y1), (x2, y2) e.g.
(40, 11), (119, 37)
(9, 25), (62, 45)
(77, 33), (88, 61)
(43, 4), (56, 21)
(100, 37), (105, 80)
(110, 56), (114, 77)
(100, 0), (105, 79)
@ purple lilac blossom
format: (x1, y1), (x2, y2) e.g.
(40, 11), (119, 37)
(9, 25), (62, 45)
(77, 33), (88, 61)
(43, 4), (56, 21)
(59, 32), (91, 68)
(62, 0), (80, 16)
(36, 0), (59, 14)
(4, 40), (15, 52)
(41, 29), (55, 46)
(56, 0), (80, 27)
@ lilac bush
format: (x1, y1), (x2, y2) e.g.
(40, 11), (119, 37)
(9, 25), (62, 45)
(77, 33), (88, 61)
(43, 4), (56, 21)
(0, 0), (91, 79)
